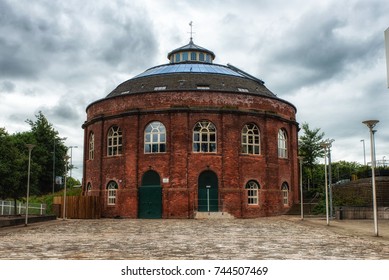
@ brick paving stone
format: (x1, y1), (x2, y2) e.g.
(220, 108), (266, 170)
(0, 216), (388, 260)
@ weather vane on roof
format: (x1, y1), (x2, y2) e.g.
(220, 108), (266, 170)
(189, 21), (195, 42)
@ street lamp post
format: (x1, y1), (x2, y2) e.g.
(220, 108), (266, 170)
(25, 144), (36, 226)
(63, 155), (70, 220)
(321, 143), (329, 226)
(298, 156), (304, 220)
(321, 139), (334, 226)
(362, 120), (379, 237)
(52, 137), (67, 194)
(68, 145), (78, 178)
(360, 139), (366, 166)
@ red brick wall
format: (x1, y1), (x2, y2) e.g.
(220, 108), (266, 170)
(83, 90), (298, 218)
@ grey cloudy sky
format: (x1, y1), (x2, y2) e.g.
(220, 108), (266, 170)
(1, 0), (389, 180)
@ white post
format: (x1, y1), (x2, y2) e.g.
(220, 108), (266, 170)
(298, 156), (304, 220)
(385, 27), (389, 88)
(363, 120), (379, 237)
(324, 148), (329, 226)
(1, 200), (3, 215)
(25, 144), (35, 226)
(63, 155), (70, 220)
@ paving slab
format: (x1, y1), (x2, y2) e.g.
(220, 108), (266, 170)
(0, 216), (388, 260)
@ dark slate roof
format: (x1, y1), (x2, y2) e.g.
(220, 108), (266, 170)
(106, 62), (277, 98)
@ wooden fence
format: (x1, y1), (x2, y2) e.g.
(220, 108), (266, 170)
(53, 196), (101, 219)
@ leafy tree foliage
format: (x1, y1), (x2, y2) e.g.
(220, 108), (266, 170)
(0, 112), (68, 206)
(298, 122), (325, 189)
(26, 111), (68, 194)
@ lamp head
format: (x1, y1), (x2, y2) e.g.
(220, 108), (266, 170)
(362, 120), (379, 129)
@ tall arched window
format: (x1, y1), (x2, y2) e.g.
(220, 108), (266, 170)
(281, 182), (289, 206)
(107, 181), (118, 205)
(193, 121), (217, 153)
(107, 126), (122, 156)
(241, 123), (260, 155)
(89, 132), (94, 160)
(278, 129), (287, 158)
(144, 121), (166, 153)
(245, 180), (259, 205)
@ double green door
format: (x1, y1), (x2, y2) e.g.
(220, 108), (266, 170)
(138, 171), (162, 219)
(198, 171), (218, 212)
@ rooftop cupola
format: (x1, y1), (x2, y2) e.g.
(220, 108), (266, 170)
(167, 38), (216, 64)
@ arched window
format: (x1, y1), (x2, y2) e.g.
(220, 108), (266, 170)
(89, 132), (94, 160)
(107, 126), (122, 156)
(278, 129), (287, 158)
(107, 181), (118, 205)
(193, 121), (217, 153)
(241, 123), (260, 155)
(144, 121), (166, 153)
(282, 182), (289, 206)
(86, 182), (92, 196)
(245, 180), (259, 205)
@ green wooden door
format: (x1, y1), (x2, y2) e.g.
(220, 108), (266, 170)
(138, 185), (162, 219)
(198, 170), (218, 212)
(138, 171), (162, 219)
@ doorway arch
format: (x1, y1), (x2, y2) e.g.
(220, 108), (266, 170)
(198, 170), (218, 212)
(138, 170), (162, 218)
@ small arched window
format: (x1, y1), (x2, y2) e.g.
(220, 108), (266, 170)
(89, 132), (94, 160)
(241, 123), (260, 155)
(282, 182), (289, 206)
(107, 126), (122, 156)
(107, 181), (118, 205)
(193, 121), (217, 153)
(144, 121), (166, 153)
(86, 182), (92, 196)
(245, 180), (260, 205)
(278, 129), (288, 158)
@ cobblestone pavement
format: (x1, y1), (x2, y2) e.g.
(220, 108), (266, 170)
(0, 216), (388, 260)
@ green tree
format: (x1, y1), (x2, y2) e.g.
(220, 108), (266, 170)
(298, 122), (325, 190)
(26, 111), (68, 194)
(0, 130), (40, 213)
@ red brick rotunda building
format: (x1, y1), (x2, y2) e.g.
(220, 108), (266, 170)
(82, 39), (299, 219)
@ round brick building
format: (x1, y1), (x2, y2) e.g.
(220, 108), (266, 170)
(82, 39), (299, 218)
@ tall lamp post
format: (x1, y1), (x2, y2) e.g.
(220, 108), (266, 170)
(298, 156), (304, 220)
(362, 120), (379, 237)
(68, 145), (78, 178)
(25, 144), (36, 226)
(63, 155), (70, 220)
(320, 139), (334, 226)
(360, 139), (366, 166)
(52, 137), (67, 194)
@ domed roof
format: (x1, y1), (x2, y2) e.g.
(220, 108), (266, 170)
(105, 40), (279, 100)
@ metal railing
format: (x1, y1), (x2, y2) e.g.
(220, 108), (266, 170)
(0, 200), (46, 216)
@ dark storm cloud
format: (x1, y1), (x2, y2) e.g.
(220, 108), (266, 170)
(0, 0), (158, 81)
(255, 2), (387, 93)
(0, 80), (15, 92)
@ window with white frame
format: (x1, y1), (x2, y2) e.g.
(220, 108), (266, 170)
(278, 129), (288, 158)
(89, 132), (94, 160)
(245, 180), (259, 205)
(86, 182), (92, 195)
(144, 121), (166, 153)
(241, 123), (260, 155)
(193, 121), (217, 153)
(107, 126), (122, 156)
(107, 181), (118, 205)
(282, 183), (289, 205)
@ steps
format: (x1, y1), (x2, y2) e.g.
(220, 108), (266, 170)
(194, 211), (235, 219)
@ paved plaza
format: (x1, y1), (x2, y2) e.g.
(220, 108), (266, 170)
(0, 216), (388, 260)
